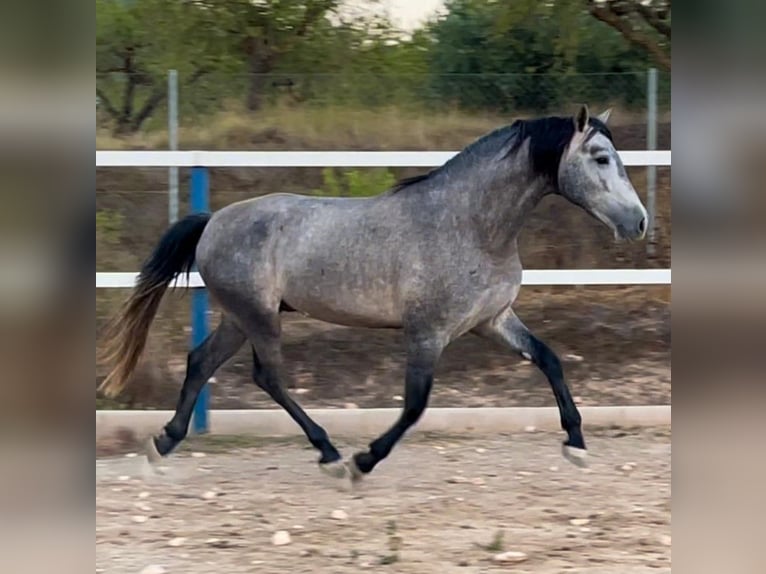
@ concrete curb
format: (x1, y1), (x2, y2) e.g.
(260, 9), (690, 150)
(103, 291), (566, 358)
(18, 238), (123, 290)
(97, 406), (670, 440)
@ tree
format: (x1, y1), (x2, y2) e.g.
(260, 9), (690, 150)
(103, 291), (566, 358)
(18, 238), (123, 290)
(220, 0), (340, 110)
(97, 0), (241, 134)
(426, 0), (654, 112)
(586, 1), (671, 71)
(97, 0), (428, 131)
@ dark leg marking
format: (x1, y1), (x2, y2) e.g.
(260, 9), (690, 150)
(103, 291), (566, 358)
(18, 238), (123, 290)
(243, 309), (341, 466)
(525, 335), (585, 451)
(152, 318), (246, 457)
(351, 338), (442, 476)
(475, 309), (585, 461)
(279, 300), (296, 313)
(251, 346), (342, 465)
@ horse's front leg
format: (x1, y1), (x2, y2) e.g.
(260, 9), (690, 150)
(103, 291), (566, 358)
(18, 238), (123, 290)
(349, 333), (445, 479)
(474, 307), (587, 467)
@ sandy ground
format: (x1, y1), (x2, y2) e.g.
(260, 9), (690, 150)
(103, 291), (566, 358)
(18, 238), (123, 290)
(96, 428), (671, 574)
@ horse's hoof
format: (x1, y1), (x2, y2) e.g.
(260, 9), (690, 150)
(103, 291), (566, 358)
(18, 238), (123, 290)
(145, 436), (163, 464)
(318, 459), (349, 480)
(142, 436), (171, 477)
(345, 456), (365, 483)
(562, 444), (588, 468)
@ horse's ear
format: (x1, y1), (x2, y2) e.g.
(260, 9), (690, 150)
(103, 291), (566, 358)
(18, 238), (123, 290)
(565, 105), (590, 157)
(575, 104), (589, 133)
(597, 108), (612, 124)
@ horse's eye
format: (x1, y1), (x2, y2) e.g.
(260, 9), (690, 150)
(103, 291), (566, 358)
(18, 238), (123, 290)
(595, 156), (610, 166)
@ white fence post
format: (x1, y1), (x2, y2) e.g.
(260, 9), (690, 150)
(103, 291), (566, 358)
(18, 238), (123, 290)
(646, 68), (658, 256)
(168, 70), (179, 224)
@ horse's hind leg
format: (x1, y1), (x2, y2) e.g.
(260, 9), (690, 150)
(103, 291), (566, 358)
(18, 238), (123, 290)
(474, 307), (586, 467)
(243, 311), (343, 470)
(149, 316), (246, 459)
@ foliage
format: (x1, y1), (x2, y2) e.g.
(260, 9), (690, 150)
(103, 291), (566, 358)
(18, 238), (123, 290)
(426, 0), (657, 112)
(96, 209), (124, 247)
(314, 167), (396, 198)
(96, 0), (670, 133)
(96, 0), (242, 133)
(478, 530), (505, 552)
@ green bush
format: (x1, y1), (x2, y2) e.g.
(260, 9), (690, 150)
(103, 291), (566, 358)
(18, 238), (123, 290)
(96, 209), (124, 247)
(314, 167), (397, 198)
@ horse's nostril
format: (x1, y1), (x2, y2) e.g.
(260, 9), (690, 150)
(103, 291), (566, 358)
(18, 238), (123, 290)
(638, 216), (647, 235)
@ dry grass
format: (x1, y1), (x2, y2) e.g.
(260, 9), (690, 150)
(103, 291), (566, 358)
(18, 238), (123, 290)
(97, 103), (505, 150)
(96, 102), (667, 151)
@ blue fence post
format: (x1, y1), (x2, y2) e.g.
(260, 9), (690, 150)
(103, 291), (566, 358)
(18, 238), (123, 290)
(191, 166), (210, 434)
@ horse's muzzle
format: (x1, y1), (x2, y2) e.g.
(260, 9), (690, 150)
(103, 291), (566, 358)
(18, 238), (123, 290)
(613, 208), (648, 241)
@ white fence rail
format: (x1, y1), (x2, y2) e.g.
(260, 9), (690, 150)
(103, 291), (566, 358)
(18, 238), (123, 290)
(96, 269), (670, 289)
(96, 150), (671, 168)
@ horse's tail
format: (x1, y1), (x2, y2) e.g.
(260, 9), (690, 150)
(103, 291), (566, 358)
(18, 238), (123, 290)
(98, 213), (211, 398)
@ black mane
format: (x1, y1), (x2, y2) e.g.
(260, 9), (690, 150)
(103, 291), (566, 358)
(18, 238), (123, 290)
(505, 115), (613, 182)
(389, 115), (613, 193)
(389, 172), (433, 192)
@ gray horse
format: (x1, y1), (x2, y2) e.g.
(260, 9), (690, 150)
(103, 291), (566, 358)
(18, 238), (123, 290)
(99, 105), (647, 480)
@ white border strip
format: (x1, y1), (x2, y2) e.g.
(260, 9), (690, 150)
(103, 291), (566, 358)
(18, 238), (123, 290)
(96, 150), (671, 168)
(96, 406), (670, 439)
(96, 272), (205, 288)
(96, 269), (670, 289)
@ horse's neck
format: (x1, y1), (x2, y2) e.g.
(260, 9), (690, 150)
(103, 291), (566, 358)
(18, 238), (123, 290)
(451, 167), (551, 256)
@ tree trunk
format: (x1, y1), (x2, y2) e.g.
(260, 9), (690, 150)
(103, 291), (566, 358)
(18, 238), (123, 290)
(115, 74), (137, 135)
(103, 69), (207, 136)
(246, 71), (266, 111)
(245, 36), (273, 111)
(130, 88), (166, 133)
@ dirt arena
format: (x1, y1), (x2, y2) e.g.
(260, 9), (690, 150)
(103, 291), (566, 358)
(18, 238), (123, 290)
(96, 427), (670, 573)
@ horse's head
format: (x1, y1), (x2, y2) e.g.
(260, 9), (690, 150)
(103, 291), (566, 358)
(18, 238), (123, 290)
(558, 105), (648, 241)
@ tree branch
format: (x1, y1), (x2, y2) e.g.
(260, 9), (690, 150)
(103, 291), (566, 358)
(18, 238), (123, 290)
(129, 87), (165, 133)
(634, 3), (671, 39)
(588, 3), (671, 71)
(185, 68), (208, 86)
(96, 88), (119, 120)
(96, 66), (128, 75)
(129, 68), (208, 133)
(119, 60), (137, 129)
(295, 0), (336, 37)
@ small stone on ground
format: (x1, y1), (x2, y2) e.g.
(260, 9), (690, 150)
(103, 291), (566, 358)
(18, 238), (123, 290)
(271, 530), (291, 546)
(493, 551), (528, 563)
